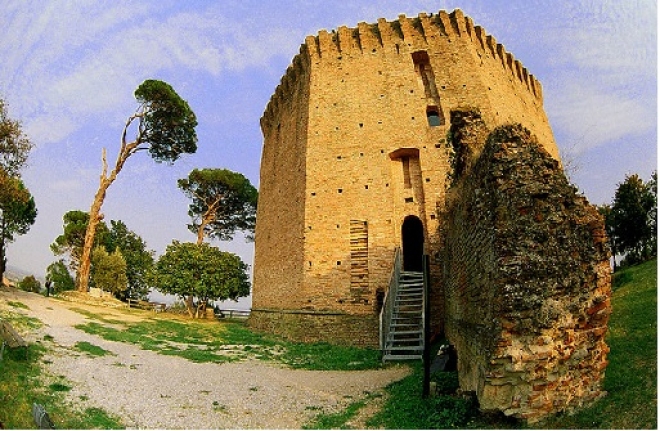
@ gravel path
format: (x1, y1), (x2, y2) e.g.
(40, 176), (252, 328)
(0, 289), (409, 429)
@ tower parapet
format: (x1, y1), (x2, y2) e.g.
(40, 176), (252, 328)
(266, 9), (543, 108)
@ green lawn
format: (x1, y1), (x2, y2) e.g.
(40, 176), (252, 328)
(75, 314), (383, 370)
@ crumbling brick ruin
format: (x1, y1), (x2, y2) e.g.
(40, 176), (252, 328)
(441, 111), (611, 421)
(249, 8), (611, 422)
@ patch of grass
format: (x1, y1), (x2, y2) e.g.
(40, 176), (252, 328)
(74, 341), (114, 357)
(0, 311), (42, 332)
(0, 310), (122, 429)
(68, 308), (125, 325)
(75, 317), (383, 370)
(7, 301), (29, 309)
(366, 363), (481, 429)
(49, 382), (72, 392)
(72, 407), (123, 429)
(303, 399), (367, 429)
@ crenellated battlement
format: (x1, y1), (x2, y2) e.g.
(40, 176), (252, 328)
(261, 43), (311, 130)
(263, 9), (543, 126)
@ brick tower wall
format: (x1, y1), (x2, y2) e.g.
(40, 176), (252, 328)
(251, 51), (311, 311)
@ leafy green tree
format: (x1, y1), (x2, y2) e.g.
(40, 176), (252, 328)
(0, 172), (37, 280)
(105, 220), (154, 300)
(78, 79), (198, 292)
(611, 173), (656, 266)
(178, 168), (257, 245)
(91, 247), (128, 297)
(0, 98), (33, 176)
(152, 241), (250, 318)
(51, 210), (109, 277)
(46, 260), (75, 293)
(597, 204), (617, 271)
(18, 275), (41, 293)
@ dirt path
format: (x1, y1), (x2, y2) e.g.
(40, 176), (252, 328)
(0, 289), (409, 429)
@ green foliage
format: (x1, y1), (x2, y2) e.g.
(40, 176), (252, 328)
(367, 364), (479, 429)
(46, 259), (75, 293)
(104, 220), (154, 300)
(51, 210), (109, 273)
(178, 168), (258, 242)
(432, 370), (460, 395)
(0, 172), (37, 278)
(0, 98), (33, 176)
(49, 382), (72, 392)
(152, 241), (250, 316)
(303, 398), (369, 429)
(17, 274), (41, 293)
(133, 79), (198, 163)
(74, 341), (113, 357)
(91, 247), (128, 296)
(610, 172), (657, 266)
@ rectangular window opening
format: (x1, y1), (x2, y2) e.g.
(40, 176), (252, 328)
(402, 156), (412, 189)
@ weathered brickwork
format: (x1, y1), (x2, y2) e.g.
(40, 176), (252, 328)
(251, 9), (558, 343)
(440, 112), (611, 422)
(248, 309), (379, 348)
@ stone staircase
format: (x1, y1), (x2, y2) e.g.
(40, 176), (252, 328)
(382, 271), (425, 361)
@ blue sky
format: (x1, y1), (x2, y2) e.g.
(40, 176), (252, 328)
(0, 1), (656, 294)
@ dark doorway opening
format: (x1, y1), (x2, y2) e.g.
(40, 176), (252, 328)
(402, 215), (424, 272)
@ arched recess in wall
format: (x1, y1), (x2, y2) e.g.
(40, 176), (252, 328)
(402, 215), (424, 272)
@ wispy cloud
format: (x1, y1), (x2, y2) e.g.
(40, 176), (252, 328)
(548, 81), (652, 152)
(0, 2), (297, 147)
(538, 0), (656, 153)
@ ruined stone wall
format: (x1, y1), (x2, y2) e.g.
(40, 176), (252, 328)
(251, 9), (560, 345)
(441, 115), (611, 422)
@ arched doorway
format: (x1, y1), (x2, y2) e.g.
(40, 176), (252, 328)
(402, 215), (424, 272)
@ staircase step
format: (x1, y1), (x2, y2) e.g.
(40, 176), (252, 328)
(388, 329), (422, 336)
(385, 340), (423, 346)
(385, 345), (424, 352)
(382, 354), (422, 361)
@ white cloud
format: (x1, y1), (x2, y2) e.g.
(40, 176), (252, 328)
(547, 80), (653, 153)
(1, 2), (298, 148)
(24, 115), (77, 145)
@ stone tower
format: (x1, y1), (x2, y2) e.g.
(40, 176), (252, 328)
(250, 9), (559, 346)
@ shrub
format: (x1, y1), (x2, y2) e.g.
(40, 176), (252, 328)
(17, 275), (41, 293)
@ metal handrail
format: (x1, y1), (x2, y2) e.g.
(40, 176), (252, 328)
(380, 247), (402, 351)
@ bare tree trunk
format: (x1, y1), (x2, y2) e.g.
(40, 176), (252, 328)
(185, 295), (195, 318)
(196, 223), (205, 246)
(0, 219), (6, 284)
(76, 113), (142, 293)
(77, 179), (110, 292)
(195, 196), (221, 246)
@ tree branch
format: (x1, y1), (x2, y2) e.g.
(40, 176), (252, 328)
(101, 148), (108, 181)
